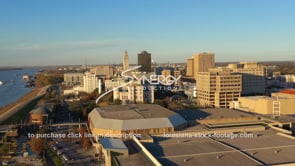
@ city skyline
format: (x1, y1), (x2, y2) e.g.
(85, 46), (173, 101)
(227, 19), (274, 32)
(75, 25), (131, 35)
(1, 0), (295, 66)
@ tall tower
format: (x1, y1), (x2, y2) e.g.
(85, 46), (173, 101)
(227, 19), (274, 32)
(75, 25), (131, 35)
(193, 52), (215, 80)
(123, 50), (129, 70)
(138, 51), (152, 72)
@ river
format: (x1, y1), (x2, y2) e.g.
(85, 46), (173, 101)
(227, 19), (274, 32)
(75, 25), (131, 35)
(0, 68), (39, 107)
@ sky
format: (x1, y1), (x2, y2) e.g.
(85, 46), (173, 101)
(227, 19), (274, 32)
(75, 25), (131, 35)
(0, 0), (295, 66)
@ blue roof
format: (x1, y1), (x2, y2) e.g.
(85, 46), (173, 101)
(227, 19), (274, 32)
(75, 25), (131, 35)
(30, 106), (48, 114)
(100, 138), (127, 150)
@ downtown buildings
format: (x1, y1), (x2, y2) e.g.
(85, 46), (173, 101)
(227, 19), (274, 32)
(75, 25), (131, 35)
(186, 53), (266, 108)
(63, 72), (102, 95)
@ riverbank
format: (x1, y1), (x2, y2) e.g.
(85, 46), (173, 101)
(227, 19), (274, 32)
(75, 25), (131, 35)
(0, 86), (49, 124)
(0, 67), (22, 71)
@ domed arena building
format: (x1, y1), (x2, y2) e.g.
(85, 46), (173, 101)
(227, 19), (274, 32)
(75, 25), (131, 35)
(88, 104), (187, 139)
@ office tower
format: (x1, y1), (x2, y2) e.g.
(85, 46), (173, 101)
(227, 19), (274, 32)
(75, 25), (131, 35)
(228, 62), (266, 95)
(83, 72), (102, 94)
(186, 52), (215, 79)
(186, 58), (194, 77)
(123, 50), (129, 70)
(196, 68), (242, 108)
(138, 51), (152, 72)
(193, 52), (215, 79)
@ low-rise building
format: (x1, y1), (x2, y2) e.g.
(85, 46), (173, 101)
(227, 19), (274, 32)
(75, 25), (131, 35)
(183, 82), (197, 100)
(29, 106), (49, 125)
(90, 65), (114, 79)
(64, 73), (84, 86)
(231, 89), (295, 115)
(105, 79), (126, 91)
(98, 138), (128, 166)
(113, 84), (154, 104)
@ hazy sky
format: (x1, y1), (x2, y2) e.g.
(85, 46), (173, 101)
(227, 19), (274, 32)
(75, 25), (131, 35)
(0, 0), (295, 66)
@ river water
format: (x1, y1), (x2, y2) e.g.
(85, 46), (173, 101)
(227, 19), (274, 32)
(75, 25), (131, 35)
(0, 68), (39, 107)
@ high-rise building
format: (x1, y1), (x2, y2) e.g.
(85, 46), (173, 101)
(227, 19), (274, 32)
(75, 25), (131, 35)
(123, 50), (129, 70)
(83, 72), (102, 94)
(186, 52), (215, 79)
(196, 68), (242, 108)
(227, 62), (266, 95)
(193, 53), (215, 79)
(186, 58), (194, 77)
(138, 51), (152, 72)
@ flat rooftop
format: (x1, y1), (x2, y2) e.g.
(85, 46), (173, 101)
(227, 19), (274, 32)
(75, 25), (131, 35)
(261, 114), (295, 123)
(216, 130), (295, 165)
(241, 96), (270, 100)
(143, 129), (295, 165)
(116, 154), (151, 166)
(176, 108), (257, 121)
(97, 104), (175, 120)
(143, 136), (258, 166)
(240, 96), (293, 101)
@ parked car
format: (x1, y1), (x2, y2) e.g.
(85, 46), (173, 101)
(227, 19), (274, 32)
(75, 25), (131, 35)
(62, 154), (69, 161)
(57, 150), (63, 156)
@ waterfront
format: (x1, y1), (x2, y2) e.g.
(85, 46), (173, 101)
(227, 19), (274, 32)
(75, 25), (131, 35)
(0, 68), (39, 107)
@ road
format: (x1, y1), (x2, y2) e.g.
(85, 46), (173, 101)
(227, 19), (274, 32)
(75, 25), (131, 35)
(0, 85), (49, 123)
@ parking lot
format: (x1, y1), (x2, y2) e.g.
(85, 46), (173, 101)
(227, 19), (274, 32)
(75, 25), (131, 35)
(49, 126), (102, 166)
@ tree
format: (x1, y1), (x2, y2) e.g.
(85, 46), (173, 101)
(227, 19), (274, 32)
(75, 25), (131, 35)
(79, 126), (87, 143)
(114, 99), (122, 105)
(82, 137), (90, 150)
(35, 73), (63, 88)
(29, 137), (44, 154)
(82, 108), (88, 117)
(68, 101), (82, 112)
(89, 88), (99, 100)
(65, 131), (71, 143)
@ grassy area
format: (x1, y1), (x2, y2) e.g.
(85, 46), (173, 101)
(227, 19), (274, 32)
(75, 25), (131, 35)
(0, 143), (10, 154)
(1, 97), (41, 125)
(44, 143), (63, 166)
(0, 88), (40, 113)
